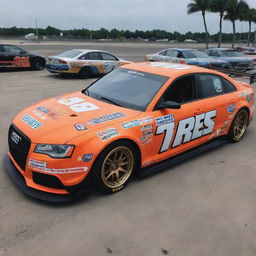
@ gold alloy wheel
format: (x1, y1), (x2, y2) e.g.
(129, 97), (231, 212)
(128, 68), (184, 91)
(233, 110), (248, 141)
(101, 146), (134, 189)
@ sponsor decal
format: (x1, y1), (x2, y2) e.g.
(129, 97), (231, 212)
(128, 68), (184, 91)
(238, 90), (252, 98)
(58, 97), (99, 113)
(209, 128), (222, 140)
(246, 94), (253, 103)
(21, 114), (42, 129)
(29, 159), (88, 174)
(227, 104), (236, 113)
(74, 123), (87, 131)
(88, 112), (125, 126)
(156, 110), (216, 152)
(142, 130), (153, 137)
(122, 120), (139, 129)
(37, 106), (50, 113)
(155, 114), (174, 126)
(138, 117), (153, 125)
(138, 136), (153, 145)
(10, 131), (21, 145)
(250, 105), (255, 113)
(140, 124), (153, 131)
(142, 160), (157, 168)
(98, 128), (119, 141)
(32, 110), (47, 120)
(82, 154), (93, 162)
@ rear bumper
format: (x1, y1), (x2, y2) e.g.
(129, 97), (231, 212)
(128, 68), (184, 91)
(4, 155), (89, 202)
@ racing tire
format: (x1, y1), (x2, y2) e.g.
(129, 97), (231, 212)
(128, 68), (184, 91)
(79, 67), (92, 79)
(31, 58), (45, 71)
(91, 141), (138, 194)
(228, 109), (249, 143)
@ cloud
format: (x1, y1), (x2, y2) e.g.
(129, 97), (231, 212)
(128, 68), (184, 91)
(0, 0), (255, 34)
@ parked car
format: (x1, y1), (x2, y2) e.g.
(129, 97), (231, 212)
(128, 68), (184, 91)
(5, 62), (254, 202)
(236, 46), (256, 64)
(0, 44), (45, 70)
(145, 48), (231, 69)
(46, 49), (131, 78)
(205, 48), (254, 71)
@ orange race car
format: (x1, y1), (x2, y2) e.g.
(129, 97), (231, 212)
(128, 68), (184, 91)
(5, 62), (255, 202)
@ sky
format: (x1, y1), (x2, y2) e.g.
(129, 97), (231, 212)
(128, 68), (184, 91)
(1, 0), (256, 34)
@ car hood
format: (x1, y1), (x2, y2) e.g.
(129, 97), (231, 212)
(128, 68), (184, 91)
(12, 91), (141, 144)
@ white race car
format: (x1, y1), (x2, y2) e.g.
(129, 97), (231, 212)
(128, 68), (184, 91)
(46, 49), (131, 78)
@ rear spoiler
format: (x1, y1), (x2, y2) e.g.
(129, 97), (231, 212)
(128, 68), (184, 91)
(208, 67), (256, 85)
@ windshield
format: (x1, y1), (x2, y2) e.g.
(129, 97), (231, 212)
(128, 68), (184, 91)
(58, 50), (82, 58)
(182, 50), (208, 59)
(219, 51), (245, 57)
(85, 68), (169, 111)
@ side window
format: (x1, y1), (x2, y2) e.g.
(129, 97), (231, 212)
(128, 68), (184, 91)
(222, 78), (237, 93)
(159, 50), (166, 56)
(86, 52), (102, 60)
(211, 51), (220, 57)
(196, 74), (224, 99)
(165, 50), (178, 57)
(163, 75), (195, 104)
(101, 52), (118, 61)
(78, 54), (88, 60)
(0, 45), (5, 52)
(3, 45), (22, 54)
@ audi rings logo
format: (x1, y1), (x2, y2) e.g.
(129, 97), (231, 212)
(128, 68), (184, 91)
(11, 131), (21, 145)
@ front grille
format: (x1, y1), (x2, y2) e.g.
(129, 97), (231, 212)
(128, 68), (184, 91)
(8, 125), (31, 171)
(32, 172), (65, 189)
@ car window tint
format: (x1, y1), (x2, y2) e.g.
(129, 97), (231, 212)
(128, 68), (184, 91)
(165, 50), (178, 57)
(87, 68), (168, 111)
(159, 50), (166, 56)
(221, 78), (237, 93)
(3, 45), (21, 54)
(0, 45), (4, 52)
(196, 74), (224, 98)
(163, 75), (195, 104)
(78, 54), (88, 60)
(87, 52), (102, 60)
(101, 52), (118, 61)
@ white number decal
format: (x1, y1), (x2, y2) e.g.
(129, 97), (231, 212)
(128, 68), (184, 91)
(156, 122), (175, 153)
(58, 97), (99, 113)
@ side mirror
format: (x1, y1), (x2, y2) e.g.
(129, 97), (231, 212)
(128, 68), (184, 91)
(157, 101), (181, 110)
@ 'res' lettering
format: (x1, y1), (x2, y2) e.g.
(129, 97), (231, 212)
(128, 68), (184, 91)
(156, 110), (216, 153)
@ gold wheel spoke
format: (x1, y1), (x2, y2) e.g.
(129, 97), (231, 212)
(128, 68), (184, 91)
(120, 161), (129, 166)
(106, 171), (114, 180)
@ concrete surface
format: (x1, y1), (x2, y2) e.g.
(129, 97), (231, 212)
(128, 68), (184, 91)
(0, 42), (256, 256)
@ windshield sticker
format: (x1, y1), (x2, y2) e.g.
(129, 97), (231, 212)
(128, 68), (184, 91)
(213, 78), (223, 93)
(21, 114), (42, 129)
(97, 128), (119, 141)
(227, 104), (236, 113)
(149, 62), (191, 69)
(29, 159), (88, 174)
(58, 97), (99, 113)
(122, 120), (140, 129)
(87, 112), (125, 126)
(155, 114), (174, 126)
(74, 123), (87, 131)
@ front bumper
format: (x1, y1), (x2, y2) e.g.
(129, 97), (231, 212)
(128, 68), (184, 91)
(4, 155), (89, 202)
(45, 64), (70, 72)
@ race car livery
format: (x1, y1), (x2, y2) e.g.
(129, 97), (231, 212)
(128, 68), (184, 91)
(5, 62), (255, 202)
(46, 49), (131, 78)
(0, 44), (46, 70)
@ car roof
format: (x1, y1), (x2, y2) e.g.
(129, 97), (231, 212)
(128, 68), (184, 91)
(121, 62), (221, 78)
(208, 48), (234, 51)
(69, 49), (113, 54)
(160, 48), (198, 52)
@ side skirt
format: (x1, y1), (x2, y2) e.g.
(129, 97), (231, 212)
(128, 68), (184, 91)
(139, 137), (228, 178)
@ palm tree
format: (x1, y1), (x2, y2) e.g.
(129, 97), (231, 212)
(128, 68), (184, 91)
(224, 0), (249, 48)
(239, 8), (256, 46)
(209, 0), (229, 47)
(187, 0), (210, 49)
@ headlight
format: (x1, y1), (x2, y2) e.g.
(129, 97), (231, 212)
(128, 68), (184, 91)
(34, 144), (75, 158)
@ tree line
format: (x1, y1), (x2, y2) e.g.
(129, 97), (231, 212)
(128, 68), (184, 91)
(0, 26), (252, 44)
(187, 0), (256, 48)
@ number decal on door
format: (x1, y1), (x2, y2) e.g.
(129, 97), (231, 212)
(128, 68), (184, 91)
(13, 56), (30, 67)
(156, 110), (216, 153)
